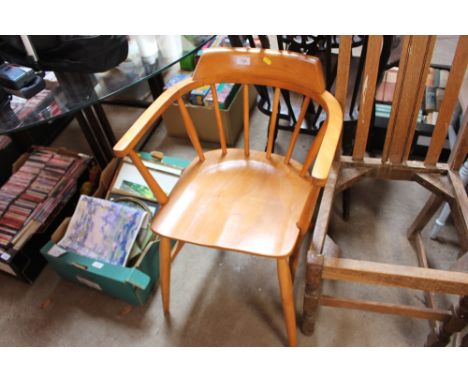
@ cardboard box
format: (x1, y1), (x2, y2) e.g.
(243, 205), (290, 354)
(41, 218), (161, 306)
(0, 147), (91, 282)
(40, 154), (188, 305)
(163, 85), (257, 145)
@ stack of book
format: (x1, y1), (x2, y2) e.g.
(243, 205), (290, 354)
(165, 72), (240, 110)
(423, 67), (449, 124)
(0, 147), (89, 253)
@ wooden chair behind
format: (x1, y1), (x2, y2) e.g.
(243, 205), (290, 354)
(301, 35), (468, 346)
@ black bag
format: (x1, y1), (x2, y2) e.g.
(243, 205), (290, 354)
(0, 35), (128, 73)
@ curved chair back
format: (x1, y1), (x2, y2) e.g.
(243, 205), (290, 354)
(114, 48), (343, 205)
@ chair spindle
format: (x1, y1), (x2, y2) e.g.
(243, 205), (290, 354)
(243, 84), (250, 157)
(177, 96), (205, 161)
(210, 83), (227, 154)
(128, 150), (168, 205)
(266, 87), (281, 159)
(284, 97), (311, 164)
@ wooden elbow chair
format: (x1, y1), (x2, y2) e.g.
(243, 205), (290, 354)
(113, 48), (343, 346)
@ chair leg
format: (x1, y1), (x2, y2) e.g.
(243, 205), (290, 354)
(289, 234), (304, 283)
(160, 236), (171, 314)
(277, 257), (298, 346)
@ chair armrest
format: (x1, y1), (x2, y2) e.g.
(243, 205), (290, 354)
(312, 91), (343, 183)
(113, 78), (198, 157)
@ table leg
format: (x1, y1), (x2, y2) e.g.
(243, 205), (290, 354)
(93, 103), (116, 145)
(75, 111), (109, 168)
(82, 107), (114, 160)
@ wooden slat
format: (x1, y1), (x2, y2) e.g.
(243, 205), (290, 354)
(407, 193), (444, 239)
(210, 83), (227, 154)
(402, 36), (436, 161)
(322, 257), (468, 295)
(389, 36), (433, 164)
(334, 35), (353, 161)
(413, 173), (454, 202)
(426, 36), (468, 165)
(128, 150), (168, 205)
(448, 109), (468, 170)
(319, 295), (451, 321)
(300, 119), (327, 176)
(386, 36), (435, 164)
(335, 36), (353, 113)
(352, 36), (383, 160)
(243, 84), (250, 157)
(177, 96), (205, 161)
(266, 87), (281, 159)
(284, 97), (311, 164)
(341, 156), (449, 174)
(382, 36), (411, 162)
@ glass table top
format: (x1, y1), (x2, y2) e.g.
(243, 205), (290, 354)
(0, 35), (214, 134)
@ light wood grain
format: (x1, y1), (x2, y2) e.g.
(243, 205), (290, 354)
(266, 87), (281, 159)
(160, 236), (171, 314)
(177, 96), (205, 161)
(210, 84), (227, 155)
(193, 47), (326, 96)
(113, 48), (343, 347)
(277, 257), (297, 346)
(128, 150), (168, 205)
(285, 97), (310, 164)
(152, 149), (315, 257)
(243, 84), (250, 157)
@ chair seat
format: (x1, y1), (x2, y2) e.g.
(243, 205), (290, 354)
(152, 148), (314, 257)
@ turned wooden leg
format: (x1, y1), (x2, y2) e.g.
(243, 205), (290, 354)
(425, 296), (468, 346)
(160, 236), (172, 314)
(301, 252), (324, 336)
(277, 257), (297, 346)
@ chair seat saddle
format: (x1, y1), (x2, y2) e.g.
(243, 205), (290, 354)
(152, 148), (314, 257)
